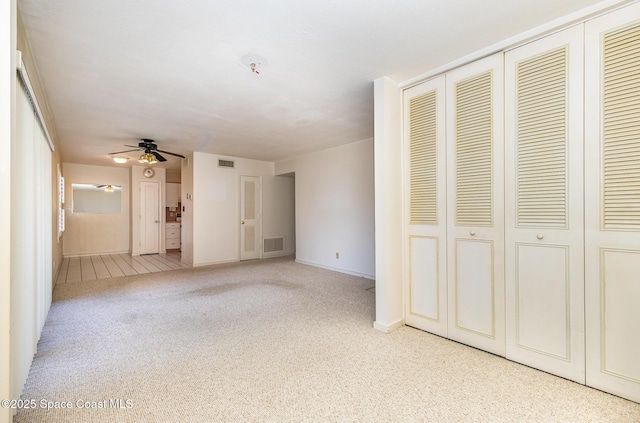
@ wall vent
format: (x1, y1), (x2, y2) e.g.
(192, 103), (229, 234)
(218, 159), (235, 168)
(263, 237), (285, 253)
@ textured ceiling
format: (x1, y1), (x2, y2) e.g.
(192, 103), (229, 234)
(19, 0), (607, 169)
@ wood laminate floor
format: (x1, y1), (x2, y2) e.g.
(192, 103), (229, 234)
(56, 252), (190, 284)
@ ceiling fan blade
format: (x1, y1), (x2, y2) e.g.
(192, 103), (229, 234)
(157, 149), (186, 159)
(125, 144), (142, 148)
(151, 151), (167, 162)
(108, 149), (140, 155)
(95, 185), (106, 188)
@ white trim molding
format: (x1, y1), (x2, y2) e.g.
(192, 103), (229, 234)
(295, 258), (375, 280)
(15, 50), (55, 152)
(373, 319), (405, 333)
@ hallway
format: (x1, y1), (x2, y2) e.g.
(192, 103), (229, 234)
(55, 252), (189, 284)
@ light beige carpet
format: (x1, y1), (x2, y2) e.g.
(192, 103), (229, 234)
(14, 257), (640, 422)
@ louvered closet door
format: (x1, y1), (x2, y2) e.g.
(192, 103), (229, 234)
(403, 75), (448, 337)
(446, 53), (505, 355)
(504, 25), (585, 383)
(585, 4), (640, 403)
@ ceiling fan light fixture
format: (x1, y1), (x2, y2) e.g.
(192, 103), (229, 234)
(112, 157), (128, 164)
(104, 185), (114, 192)
(138, 152), (157, 164)
(242, 54), (267, 75)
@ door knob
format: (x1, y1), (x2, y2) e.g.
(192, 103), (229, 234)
(537, 233), (544, 240)
(241, 221), (245, 225)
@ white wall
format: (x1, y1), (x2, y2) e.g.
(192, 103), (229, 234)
(1, 1), (15, 420)
(276, 138), (375, 279)
(189, 152), (295, 267)
(62, 163), (130, 256)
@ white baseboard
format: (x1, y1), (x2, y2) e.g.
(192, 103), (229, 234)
(295, 258), (375, 280)
(373, 319), (404, 333)
(191, 255), (295, 267)
(192, 258), (240, 267)
(64, 250), (129, 258)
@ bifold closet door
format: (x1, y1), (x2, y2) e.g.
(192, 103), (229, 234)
(585, 4), (640, 403)
(445, 53), (505, 356)
(403, 75), (448, 337)
(505, 25), (585, 383)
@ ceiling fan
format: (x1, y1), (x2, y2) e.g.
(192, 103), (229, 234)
(109, 139), (186, 163)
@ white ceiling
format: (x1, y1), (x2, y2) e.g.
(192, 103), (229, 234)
(19, 0), (606, 169)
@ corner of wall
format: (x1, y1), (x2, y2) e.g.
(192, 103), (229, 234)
(373, 319), (405, 333)
(373, 76), (405, 329)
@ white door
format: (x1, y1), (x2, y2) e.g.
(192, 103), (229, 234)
(585, 4), (640, 403)
(240, 175), (261, 261)
(504, 25), (585, 383)
(403, 75), (448, 337)
(139, 181), (160, 255)
(446, 53), (505, 356)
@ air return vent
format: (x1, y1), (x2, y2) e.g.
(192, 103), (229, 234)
(263, 237), (284, 253)
(218, 159), (235, 168)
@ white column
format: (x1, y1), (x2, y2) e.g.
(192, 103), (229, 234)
(373, 77), (404, 332)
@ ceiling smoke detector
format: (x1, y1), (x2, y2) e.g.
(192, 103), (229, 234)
(242, 54), (267, 75)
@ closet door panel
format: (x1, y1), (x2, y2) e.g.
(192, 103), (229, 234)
(446, 53), (505, 355)
(404, 76), (448, 337)
(515, 243), (569, 359)
(454, 239), (494, 337)
(409, 236), (440, 321)
(600, 250), (640, 381)
(585, 3), (640, 403)
(505, 25), (585, 383)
